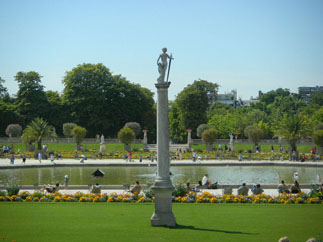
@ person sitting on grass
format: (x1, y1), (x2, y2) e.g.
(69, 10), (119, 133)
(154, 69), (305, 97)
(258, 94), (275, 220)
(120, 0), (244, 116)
(290, 180), (301, 194)
(277, 180), (290, 194)
(130, 181), (142, 194)
(237, 183), (249, 196)
(91, 183), (101, 194)
(252, 184), (264, 195)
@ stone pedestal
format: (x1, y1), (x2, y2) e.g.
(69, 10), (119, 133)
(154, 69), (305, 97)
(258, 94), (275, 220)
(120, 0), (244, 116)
(100, 144), (106, 153)
(143, 130), (148, 148)
(151, 82), (176, 227)
(151, 187), (176, 227)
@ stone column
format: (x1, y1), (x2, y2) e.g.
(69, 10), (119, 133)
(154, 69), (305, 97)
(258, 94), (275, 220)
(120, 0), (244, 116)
(143, 130), (148, 148)
(186, 129), (192, 149)
(151, 82), (176, 227)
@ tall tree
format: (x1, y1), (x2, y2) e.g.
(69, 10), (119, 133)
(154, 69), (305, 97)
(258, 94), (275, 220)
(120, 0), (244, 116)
(170, 79), (218, 141)
(15, 71), (49, 125)
(62, 63), (155, 138)
(0, 101), (21, 136)
(0, 77), (9, 99)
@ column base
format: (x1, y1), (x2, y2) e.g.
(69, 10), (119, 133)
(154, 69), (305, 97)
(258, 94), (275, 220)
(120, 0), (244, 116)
(150, 186), (176, 227)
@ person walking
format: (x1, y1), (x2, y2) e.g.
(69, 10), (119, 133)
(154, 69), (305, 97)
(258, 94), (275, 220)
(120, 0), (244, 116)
(38, 152), (42, 163)
(10, 154), (14, 164)
(192, 151), (196, 162)
(22, 154), (26, 164)
(64, 175), (69, 188)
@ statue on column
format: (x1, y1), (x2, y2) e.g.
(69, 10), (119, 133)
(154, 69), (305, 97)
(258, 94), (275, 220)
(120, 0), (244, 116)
(157, 47), (173, 83)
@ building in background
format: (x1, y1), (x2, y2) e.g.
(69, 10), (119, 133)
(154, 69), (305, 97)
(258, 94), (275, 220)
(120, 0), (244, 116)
(298, 86), (323, 104)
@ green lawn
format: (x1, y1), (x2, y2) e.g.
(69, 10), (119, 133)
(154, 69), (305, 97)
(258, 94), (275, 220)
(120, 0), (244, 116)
(1, 142), (313, 154)
(0, 203), (322, 242)
(0, 142), (144, 153)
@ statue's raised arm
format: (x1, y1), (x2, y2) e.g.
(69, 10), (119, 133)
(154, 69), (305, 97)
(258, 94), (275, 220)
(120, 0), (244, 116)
(157, 47), (173, 83)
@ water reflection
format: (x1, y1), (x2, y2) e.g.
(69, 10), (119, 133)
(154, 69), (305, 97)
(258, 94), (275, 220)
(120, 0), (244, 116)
(0, 166), (322, 185)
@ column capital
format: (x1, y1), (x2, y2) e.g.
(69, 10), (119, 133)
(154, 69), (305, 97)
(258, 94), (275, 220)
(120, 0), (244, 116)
(155, 82), (171, 89)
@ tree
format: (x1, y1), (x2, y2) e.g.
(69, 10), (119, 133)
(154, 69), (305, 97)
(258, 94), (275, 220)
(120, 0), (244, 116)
(63, 123), (77, 138)
(0, 77), (9, 99)
(118, 128), (135, 150)
(169, 101), (186, 143)
(21, 118), (56, 150)
(313, 130), (323, 155)
(45, 91), (67, 135)
(5, 124), (22, 137)
(311, 92), (323, 106)
(196, 124), (211, 138)
(15, 71), (50, 125)
(71, 126), (87, 150)
(0, 101), (21, 136)
(274, 114), (312, 158)
(314, 123), (323, 131)
(170, 79), (218, 140)
(201, 128), (217, 151)
(124, 122), (141, 137)
(62, 63), (155, 137)
(244, 125), (264, 150)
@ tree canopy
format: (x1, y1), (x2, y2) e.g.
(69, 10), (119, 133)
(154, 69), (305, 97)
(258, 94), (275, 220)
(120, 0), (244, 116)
(62, 63), (155, 137)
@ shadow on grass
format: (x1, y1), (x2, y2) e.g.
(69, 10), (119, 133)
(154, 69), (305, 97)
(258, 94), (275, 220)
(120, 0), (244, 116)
(169, 224), (258, 235)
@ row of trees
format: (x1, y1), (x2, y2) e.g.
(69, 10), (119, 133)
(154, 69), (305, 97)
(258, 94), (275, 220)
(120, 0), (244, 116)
(1, 65), (323, 150)
(0, 64), (156, 140)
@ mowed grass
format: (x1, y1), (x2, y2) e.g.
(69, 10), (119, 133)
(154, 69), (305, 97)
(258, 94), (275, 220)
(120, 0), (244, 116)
(192, 144), (313, 153)
(0, 143), (144, 153)
(0, 203), (322, 242)
(1, 142), (313, 154)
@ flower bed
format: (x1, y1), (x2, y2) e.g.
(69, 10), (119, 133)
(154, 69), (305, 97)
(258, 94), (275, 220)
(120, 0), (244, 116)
(0, 191), (322, 204)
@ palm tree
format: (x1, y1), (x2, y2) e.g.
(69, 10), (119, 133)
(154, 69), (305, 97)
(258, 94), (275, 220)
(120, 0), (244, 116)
(275, 114), (312, 158)
(21, 117), (56, 150)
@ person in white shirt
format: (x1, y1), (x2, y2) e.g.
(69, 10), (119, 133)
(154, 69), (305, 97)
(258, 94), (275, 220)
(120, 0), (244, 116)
(293, 171), (299, 182)
(202, 174), (210, 187)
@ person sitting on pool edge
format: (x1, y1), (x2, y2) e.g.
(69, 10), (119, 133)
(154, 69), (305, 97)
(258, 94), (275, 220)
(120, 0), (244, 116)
(237, 183), (249, 196)
(202, 174), (218, 189)
(252, 184), (264, 195)
(90, 183), (101, 194)
(277, 180), (290, 194)
(44, 183), (60, 193)
(130, 181), (142, 194)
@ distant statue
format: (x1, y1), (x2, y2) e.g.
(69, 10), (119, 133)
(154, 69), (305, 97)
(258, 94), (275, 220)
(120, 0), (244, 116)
(157, 47), (173, 83)
(100, 134), (105, 145)
(229, 134), (234, 144)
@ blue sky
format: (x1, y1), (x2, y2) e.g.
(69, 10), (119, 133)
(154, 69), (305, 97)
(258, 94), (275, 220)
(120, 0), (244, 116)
(0, 0), (322, 100)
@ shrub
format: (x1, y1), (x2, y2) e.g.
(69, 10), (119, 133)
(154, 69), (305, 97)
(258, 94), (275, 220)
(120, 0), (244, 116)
(197, 124), (211, 138)
(0, 190), (6, 197)
(118, 128), (135, 145)
(63, 123), (77, 138)
(6, 183), (20, 196)
(71, 126), (87, 150)
(245, 125), (264, 146)
(124, 122), (141, 137)
(201, 128), (217, 144)
(5, 124), (22, 137)
(144, 189), (155, 199)
(172, 185), (190, 197)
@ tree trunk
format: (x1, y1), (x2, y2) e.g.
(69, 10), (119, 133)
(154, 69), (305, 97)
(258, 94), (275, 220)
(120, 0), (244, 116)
(206, 143), (213, 152)
(124, 144), (131, 151)
(37, 140), (42, 150)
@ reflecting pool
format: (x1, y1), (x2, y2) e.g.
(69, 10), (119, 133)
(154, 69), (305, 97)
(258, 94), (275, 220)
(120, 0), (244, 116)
(1, 166), (323, 186)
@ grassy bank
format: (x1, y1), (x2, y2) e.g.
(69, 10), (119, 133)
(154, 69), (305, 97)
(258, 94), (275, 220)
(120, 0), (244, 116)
(0, 142), (313, 153)
(0, 203), (322, 242)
